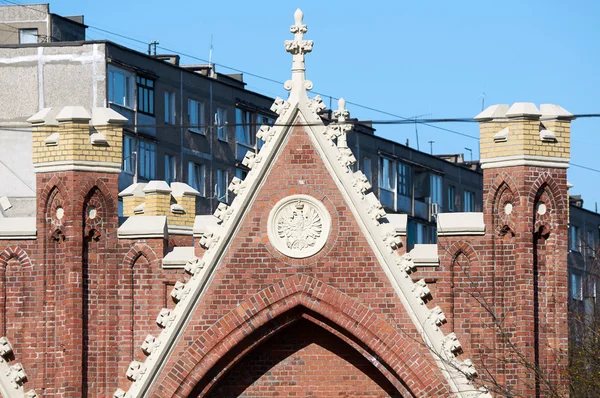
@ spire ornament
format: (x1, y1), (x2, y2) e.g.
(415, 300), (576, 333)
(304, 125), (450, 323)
(284, 9), (314, 100)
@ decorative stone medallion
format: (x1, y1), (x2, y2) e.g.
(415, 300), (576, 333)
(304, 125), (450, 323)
(267, 194), (331, 258)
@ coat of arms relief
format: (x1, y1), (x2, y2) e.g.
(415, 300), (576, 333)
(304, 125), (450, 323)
(268, 195), (331, 258)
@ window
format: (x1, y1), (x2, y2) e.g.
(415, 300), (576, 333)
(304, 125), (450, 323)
(379, 157), (395, 208)
(138, 141), (156, 180)
(123, 135), (135, 174)
(570, 225), (580, 251)
(19, 28), (37, 44)
(216, 169), (228, 203)
(585, 229), (596, 258)
(464, 190), (475, 212)
(164, 91), (175, 124)
(571, 273), (582, 300)
(236, 108), (253, 145)
(217, 108), (227, 141)
(108, 67), (133, 108)
(235, 168), (248, 180)
(415, 221), (437, 245)
(363, 157), (372, 183)
(165, 154), (176, 184)
(397, 163), (412, 197)
(136, 76), (155, 115)
(430, 174), (443, 210)
(188, 162), (205, 196)
(447, 185), (456, 212)
(188, 99), (205, 134)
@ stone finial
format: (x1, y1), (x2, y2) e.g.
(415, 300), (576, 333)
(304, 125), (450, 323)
(156, 308), (175, 328)
(397, 253), (416, 275)
(443, 332), (462, 355)
(7, 363), (27, 386)
(141, 334), (159, 356)
(430, 306), (447, 327)
(114, 389), (132, 398)
(170, 281), (189, 303)
(283, 9), (314, 99)
(412, 279), (431, 302)
(126, 361), (146, 381)
(185, 257), (204, 276)
(0, 336), (13, 358)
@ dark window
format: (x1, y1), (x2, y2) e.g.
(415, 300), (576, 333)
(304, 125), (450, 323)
(136, 76), (155, 115)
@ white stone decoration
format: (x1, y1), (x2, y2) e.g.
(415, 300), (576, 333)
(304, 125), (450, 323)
(115, 10), (485, 398)
(126, 361), (146, 381)
(396, 253), (416, 275)
(430, 306), (447, 327)
(267, 195), (331, 259)
(536, 202), (547, 215)
(228, 177), (246, 195)
(0, 337), (13, 358)
(412, 279), (431, 302)
(351, 171), (371, 194)
(140, 335), (159, 356)
(7, 363), (26, 386)
(443, 333), (462, 355)
(87, 205), (97, 219)
(170, 281), (189, 303)
(184, 257), (204, 277)
(55, 207), (64, 220)
(155, 309), (175, 329)
(213, 203), (232, 224)
(504, 202), (513, 215)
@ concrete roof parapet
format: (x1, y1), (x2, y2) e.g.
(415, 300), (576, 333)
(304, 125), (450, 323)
(409, 244), (439, 267)
(474, 104), (509, 121)
(91, 107), (128, 126)
(143, 181), (172, 195)
(504, 102), (541, 120)
(385, 213), (407, 235)
(118, 216), (167, 239)
(0, 217), (36, 239)
(540, 104), (575, 121)
(119, 183), (148, 198)
(26, 107), (61, 126)
(55, 106), (92, 123)
(437, 212), (485, 236)
(171, 182), (200, 198)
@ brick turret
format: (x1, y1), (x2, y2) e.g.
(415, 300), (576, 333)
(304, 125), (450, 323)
(27, 106), (126, 396)
(476, 102), (573, 396)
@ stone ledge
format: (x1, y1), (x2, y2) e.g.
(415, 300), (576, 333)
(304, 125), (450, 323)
(409, 244), (439, 267)
(118, 216), (167, 239)
(0, 217), (36, 240)
(162, 247), (195, 269)
(437, 213), (485, 236)
(385, 213), (407, 235)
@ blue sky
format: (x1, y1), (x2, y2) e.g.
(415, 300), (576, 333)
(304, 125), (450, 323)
(49, 0), (600, 211)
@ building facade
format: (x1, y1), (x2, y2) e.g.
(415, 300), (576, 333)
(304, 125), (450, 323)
(0, 8), (578, 397)
(0, 3), (483, 245)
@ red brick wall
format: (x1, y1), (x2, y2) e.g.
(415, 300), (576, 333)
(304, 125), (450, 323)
(433, 165), (569, 397)
(204, 318), (403, 397)
(147, 126), (453, 397)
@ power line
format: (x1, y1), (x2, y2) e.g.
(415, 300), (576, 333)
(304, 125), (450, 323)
(4, 0), (600, 145)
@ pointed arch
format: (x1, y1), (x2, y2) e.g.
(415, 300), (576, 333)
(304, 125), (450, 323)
(485, 171), (521, 214)
(152, 274), (452, 397)
(118, 243), (163, 387)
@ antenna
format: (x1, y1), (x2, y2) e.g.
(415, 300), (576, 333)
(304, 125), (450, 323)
(148, 40), (159, 56)
(464, 147), (473, 162)
(428, 140), (435, 155)
(478, 92), (486, 111)
(208, 34), (214, 77)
